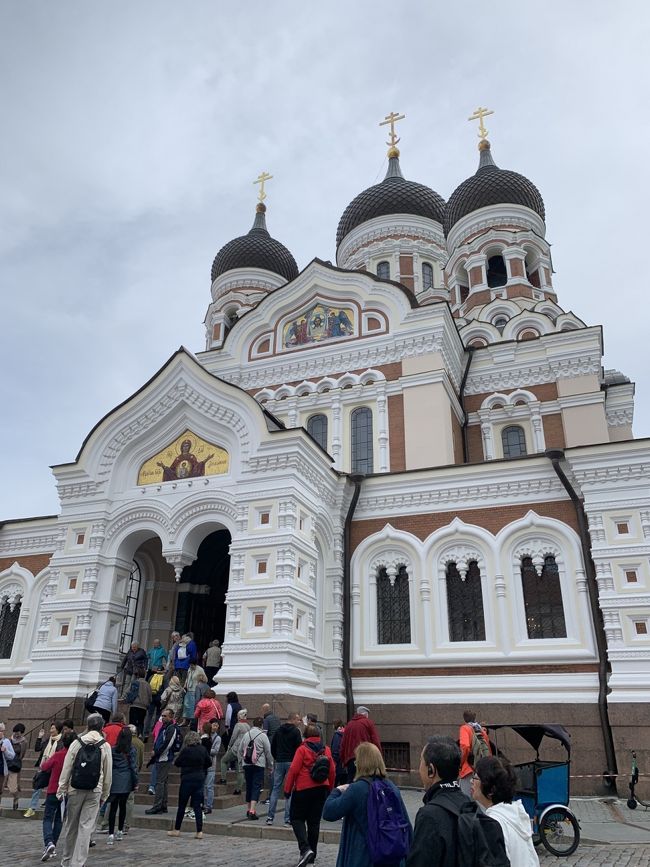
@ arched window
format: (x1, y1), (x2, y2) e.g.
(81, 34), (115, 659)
(377, 261), (390, 280)
(446, 561), (486, 641)
(492, 316), (508, 333)
(351, 407), (374, 473)
(486, 255), (508, 288)
(422, 262), (434, 290)
(521, 555), (566, 639)
(501, 425), (527, 458)
(0, 593), (22, 659)
(377, 565), (411, 644)
(307, 413), (328, 451)
(517, 329), (539, 341)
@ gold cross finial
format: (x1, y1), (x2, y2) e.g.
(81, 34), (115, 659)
(254, 171), (273, 203)
(379, 111), (406, 149)
(468, 106), (494, 140)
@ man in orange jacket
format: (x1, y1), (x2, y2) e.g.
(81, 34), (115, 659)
(458, 709), (491, 796)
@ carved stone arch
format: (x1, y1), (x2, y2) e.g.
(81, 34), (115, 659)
(481, 392), (510, 411)
(359, 368), (385, 386)
(438, 543), (485, 580)
(295, 381), (316, 397)
(254, 388), (275, 403)
(97, 382), (252, 484)
(337, 373), (359, 389)
(104, 507), (171, 560)
(370, 550), (413, 585)
(0, 562), (30, 604)
(507, 389), (537, 406)
(513, 538), (563, 575)
(316, 377), (338, 394)
(459, 322), (501, 346)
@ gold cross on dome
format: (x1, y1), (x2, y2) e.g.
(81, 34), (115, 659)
(468, 106), (494, 139)
(379, 111), (406, 147)
(254, 171), (273, 202)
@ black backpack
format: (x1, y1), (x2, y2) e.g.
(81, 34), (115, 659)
(310, 749), (331, 783)
(70, 736), (106, 790)
(244, 732), (261, 765)
(437, 798), (511, 867)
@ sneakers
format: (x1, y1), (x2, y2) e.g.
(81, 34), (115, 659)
(266, 816), (274, 825)
(248, 811), (259, 820)
(296, 850), (315, 867)
(24, 808), (36, 818)
(106, 835), (115, 846)
(147, 786), (155, 795)
(115, 830), (123, 841)
(195, 831), (203, 839)
(167, 829), (180, 837)
(185, 808), (195, 819)
(262, 798), (270, 805)
(40, 843), (56, 862)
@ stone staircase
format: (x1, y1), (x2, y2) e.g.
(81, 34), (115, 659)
(13, 744), (263, 811)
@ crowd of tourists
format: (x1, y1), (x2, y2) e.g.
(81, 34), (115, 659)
(0, 630), (539, 867)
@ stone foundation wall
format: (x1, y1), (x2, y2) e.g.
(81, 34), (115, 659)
(4, 692), (635, 797)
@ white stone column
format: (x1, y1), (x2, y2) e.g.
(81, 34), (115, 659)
(377, 383), (389, 472)
(331, 393), (343, 470)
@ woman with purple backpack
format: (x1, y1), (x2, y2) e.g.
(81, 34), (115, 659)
(322, 742), (412, 867)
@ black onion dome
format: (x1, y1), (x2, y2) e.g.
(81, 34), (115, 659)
(336, 153), (446, 248)
(444, 141), (545, 236)
(211, 203), (298, 283)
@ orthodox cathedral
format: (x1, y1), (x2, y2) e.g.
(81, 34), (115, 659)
(1, 110), (648, 792)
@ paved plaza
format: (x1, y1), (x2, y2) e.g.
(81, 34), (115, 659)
(1, 816), (650, 867)
(4, 793), (650, 866)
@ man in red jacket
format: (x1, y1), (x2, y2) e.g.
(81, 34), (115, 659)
(339, 706), (382, 782)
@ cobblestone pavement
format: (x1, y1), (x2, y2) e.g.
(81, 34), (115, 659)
(4, 817), (650, 867)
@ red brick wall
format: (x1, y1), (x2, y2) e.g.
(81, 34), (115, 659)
(509, 258), (524, 278)
(388, 395), (406, 472)
(451, 411), (463, 464)
(469, 266), (483, 287)
(351, 499), (579, 551)
(543, 413), (566, 449)
(0, 553), (53, 575)
(466, 423), (484, 462)
(399, 255), (414, 291)
(506, 283), (534, 300)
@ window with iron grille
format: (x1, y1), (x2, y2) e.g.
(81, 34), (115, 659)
(307, 413), (328, 451)
(382, 741), (411, 771)
(0, 595), (21, 659)
(446, 561), (486, 641)
(422, 262), (434, 290)
(351, 407), (374, 474)
(502, 425), (527, 458)
(521, 555), (567, 639)
(377, 565), (411, 644)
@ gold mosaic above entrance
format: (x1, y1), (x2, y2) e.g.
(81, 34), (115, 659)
(137, 430), (229, 485)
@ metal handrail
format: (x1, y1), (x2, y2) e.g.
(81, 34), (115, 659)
(22, 696), (87, 751)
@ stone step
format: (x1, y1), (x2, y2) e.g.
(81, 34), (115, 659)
(0, 804), (342, 843)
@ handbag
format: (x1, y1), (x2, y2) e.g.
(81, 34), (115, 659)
(85, 688), (99, 712)
(33, 768), (51, 790)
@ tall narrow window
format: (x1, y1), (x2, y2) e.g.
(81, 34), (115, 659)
(377, 566), (411, 644)
(0, 594), (22, 659)
(446, 561), (486, 641)
(351, 407), (374, 473)
(486, 255), (507, 288)
(521, 555), (567, 639)
(422, 262), (434, 290)
(377, 261), (390, 280)
(502, 425), (527, 458)
(307, 414), (328, 451)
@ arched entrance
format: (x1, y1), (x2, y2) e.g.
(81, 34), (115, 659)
(175, 529), (231, 654)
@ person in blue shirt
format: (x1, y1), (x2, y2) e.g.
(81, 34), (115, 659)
(147, 638), (167, 675)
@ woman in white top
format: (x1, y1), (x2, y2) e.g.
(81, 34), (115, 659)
(471, 756), (540, 867)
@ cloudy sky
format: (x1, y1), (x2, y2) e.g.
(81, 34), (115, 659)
(1, 1), (648, 519)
